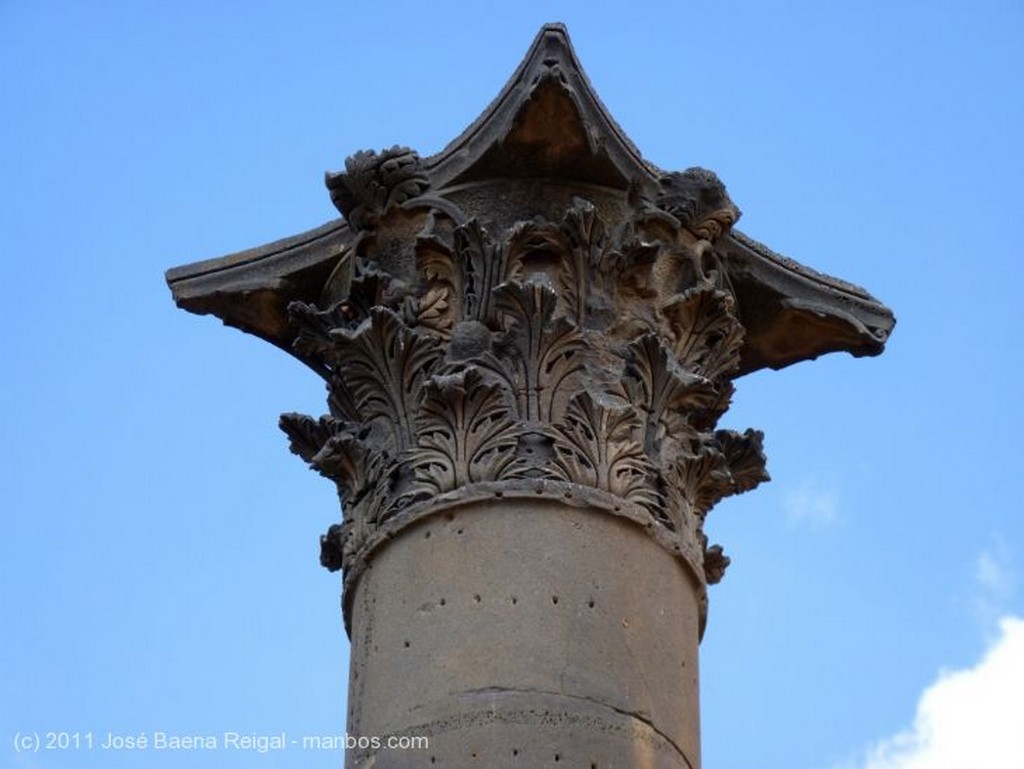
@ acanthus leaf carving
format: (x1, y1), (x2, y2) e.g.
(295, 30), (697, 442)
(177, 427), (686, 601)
(702, 543), (730, 585)
(341, 262), (392, 325)
(661, 287), (745, 383)
(411, 367), (519, 494)
(280, 411), (336, 467)
(605, 226), (664, 342)
(672, 445), (734, 523)
(415, 229), (457, 338)
(312, 432), (388, 511)
(286, 263), (397, 375)
(492, 278), (586, 423)
(416, 218), (545, 336)
(326, 146), (429, 232)
(668, 427), (768, 533)
(326, 374), (360, 424)
(717, 428), (770, 496)
(279, 412), (387, 514)
(287, 301), (348, 367)
(416, 282), (452, 338)
(558, 198), (606, 328)
(505, 218), (567, 272)
(457, 219), (525, 326)
(319, 522), (348, 572)
(550, 390), (668, 525)
(622, 333), (720, 459)
(330, 307), (443, 453)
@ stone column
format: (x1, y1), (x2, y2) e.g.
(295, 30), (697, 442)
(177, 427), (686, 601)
(280, 171), (768, 769)
(347, 499), (703, 768)
(166, 23), (894, 769)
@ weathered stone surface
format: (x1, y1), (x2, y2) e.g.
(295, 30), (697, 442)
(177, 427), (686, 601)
(166, 25), (894, 377)
(273, 182), (771, 622)
(166, 22), (894, 769)
(348, 500), (701, 768)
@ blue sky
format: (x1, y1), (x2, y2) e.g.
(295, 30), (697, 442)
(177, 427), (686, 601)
(2, 2), (1021, 767)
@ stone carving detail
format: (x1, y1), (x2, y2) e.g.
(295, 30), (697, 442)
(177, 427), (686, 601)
(412, 368), (520, 493)
(550, 390), (665, 516)
(281, 149), (769, 592)
(326, 146), (429, 233)
(655, 167), (740, 243)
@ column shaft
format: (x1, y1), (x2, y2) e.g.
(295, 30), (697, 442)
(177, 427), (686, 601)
(347, 499), (701, 769)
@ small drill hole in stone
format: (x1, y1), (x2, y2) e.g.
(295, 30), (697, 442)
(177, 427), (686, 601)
(424, 531), (431, 539)
(457, 528), (464, 535)
(552, 596), (559, 605)
(403, 640), (410, 648)
(513, 749), (519, 757)
(554, 754), (561, 762)
(511, 597), (518, 605)
(588, 599), (595, 608)
(440, 598), (447, 607)
(474, 594), (481, 603)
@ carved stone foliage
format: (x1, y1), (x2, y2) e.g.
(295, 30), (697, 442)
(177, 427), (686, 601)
(281, 151), (768, 589)
(655, 167), (740, 242)
(325, 146), (429, 233)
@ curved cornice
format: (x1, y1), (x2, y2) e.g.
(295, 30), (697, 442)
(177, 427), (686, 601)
(423, 23), (658, 193)
(166, 23), (894, 376)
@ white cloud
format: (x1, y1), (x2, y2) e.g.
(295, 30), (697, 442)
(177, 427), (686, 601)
(841, 615), (1024, 769)
(972, 541), (1015, 626)
(975, 550), (1012, 594)
(783, 479), (839, 526)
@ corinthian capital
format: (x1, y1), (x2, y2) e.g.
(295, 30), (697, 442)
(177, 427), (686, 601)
(167, 23), (894, 637)
(280, 177), (774, 632)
